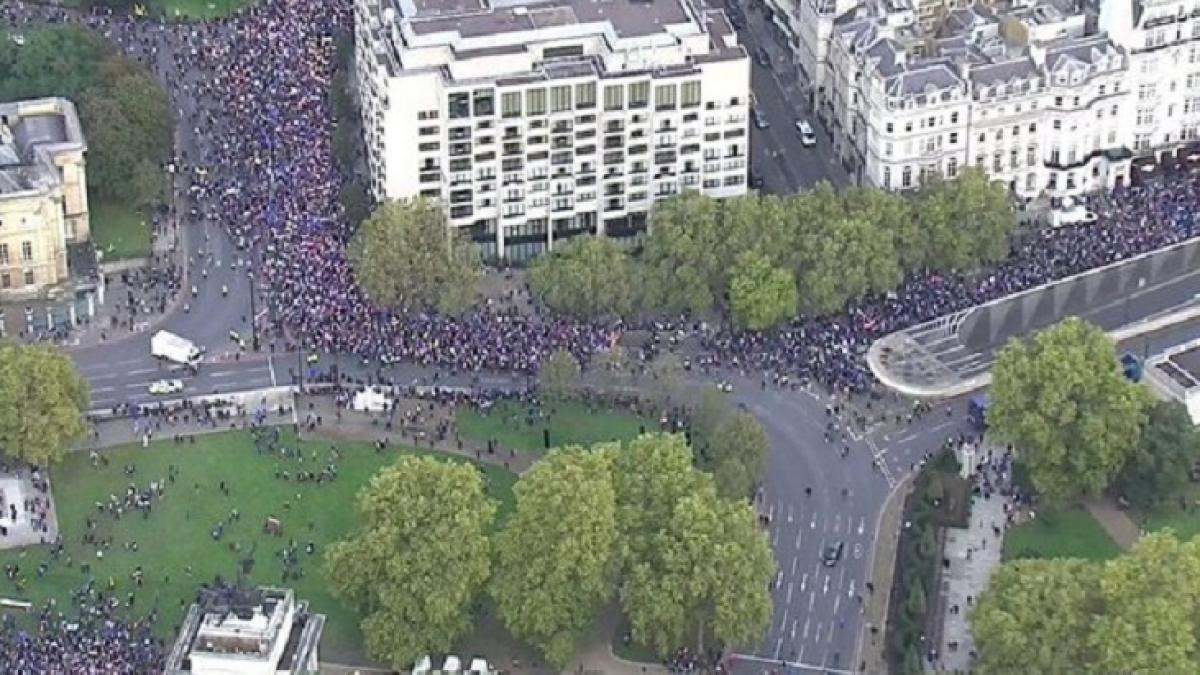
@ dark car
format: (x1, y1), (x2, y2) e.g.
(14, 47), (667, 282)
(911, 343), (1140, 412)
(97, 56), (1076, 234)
(754, 47), (771, 67)
(822, 541), (845, 567)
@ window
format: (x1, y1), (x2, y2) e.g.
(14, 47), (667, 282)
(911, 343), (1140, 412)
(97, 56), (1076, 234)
(992, 152), (1002, 172)
(1027, 146), (1037, 166)
(448, 92), (470, 119)
(949, 132), (958, 145)
(0, 273), (8, 288)
(886, 122), (894, 133)
(604, 85), (623, 111)
(501, 92), (521, 118)
(575, 83), (596, 109)
(1137, 108), (1155, 125)
(885, 142), (893, 157)
(950, 112), (959, 124)
(1052, 120), (1061, 130)
(882, 166), (892, 188)
(527, 89), (547, 116)
(629, 82), (650, 108)
(550, 86), (572, 113)
(473, 89), (494, 116)
(0, 243), (7, 265)
(681, 81), (701, 108)
(654, 84), (677, 110)
(901, 166), (912, 188)
(22, 270), (33, 286)
(947, 157), (959, 177)
(20, 241), (31, 262)
(1138, 83), (1156, 101)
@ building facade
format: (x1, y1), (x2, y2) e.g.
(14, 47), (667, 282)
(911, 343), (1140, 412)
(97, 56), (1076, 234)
(0, 98), (89, 300)
(818, 0), (1147, 199)
(355, 0), (751, 260)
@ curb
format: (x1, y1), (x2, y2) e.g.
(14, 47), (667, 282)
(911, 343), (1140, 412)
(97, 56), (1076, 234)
(852, 470), (915, 674)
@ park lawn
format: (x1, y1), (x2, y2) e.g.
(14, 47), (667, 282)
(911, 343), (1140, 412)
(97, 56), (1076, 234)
(90, 200), (151, 261)
(1002, 507), (1122, 562)
(157, 0), (254, 20)
(456, 399), (656, 454)
(1137, 482), (1200, 542)
(0, 430), (515, 664)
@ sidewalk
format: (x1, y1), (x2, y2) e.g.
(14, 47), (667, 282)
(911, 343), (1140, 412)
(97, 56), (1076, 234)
(858, 474), (913, 675)
(1083, 497), (1142, 551)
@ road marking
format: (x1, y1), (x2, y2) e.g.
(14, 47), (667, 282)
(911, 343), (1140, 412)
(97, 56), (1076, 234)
(209, 370), (241, 378)
(772, 526), (780, 547)
(802, 618), (810, 639)
(790, 619), (797, 640)
(808, 591), (815, 612)
(823, 574), (830, 595)
(838, 567), (847, 590)
(857, 516), (865, 536)
(810, 513), (817, 529)
(833, 513), (841, 533)
(832, 591), (841, 616)
(91, 386), (114, 394)
(795, 530), (803, 550)
(767, 503), (776, 523)
(779, 607), (789, 635)
(853, 543), (864, 559)
(786, 581), (794, 604)
(775, 571), (783, 590)
(848, 578), (856, 599)
(773, 637), (783, 660)
(268, 356), (277, 387)
(787, 505), (794, 523)
(731, 653), (853, 675)
(800, 573), (807, 592)
(791, 556), (798, 576)
(813, 622), (822, 644)
(827, 621), (835, 643)
(128, 368), (157, 376)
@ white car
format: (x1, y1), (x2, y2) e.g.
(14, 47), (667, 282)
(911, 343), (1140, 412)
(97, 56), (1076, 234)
(795, 120), (816, 147)
(148, 379), (184, 395)
(9, 34), (26, 47)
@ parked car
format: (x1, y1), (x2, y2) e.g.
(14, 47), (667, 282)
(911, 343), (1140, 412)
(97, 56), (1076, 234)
(795, 119), (817, 147)
(753, 108), (769, 129)
(148, 379), (185, 395)
(754, 47), (771, 68)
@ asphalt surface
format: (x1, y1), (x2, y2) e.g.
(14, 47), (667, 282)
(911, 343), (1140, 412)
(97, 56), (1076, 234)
(738, 3), (849, 193)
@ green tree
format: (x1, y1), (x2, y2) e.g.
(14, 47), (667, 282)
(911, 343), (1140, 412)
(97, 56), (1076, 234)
(840, 187), (915, 270)
(912, 168), (1015, 271)
(528, 235), (637, 318)
(1115, 400), (1200, 510)
(796, 217), (901, 315)
(1088, 532), (1200, 674)
(347, 198), (481, 314)
(971, 558), (1098, 675)
(0, 342), (89, 465)
(128, 158), (168, 213)
(80, 64), (171, 203)
(0, 26), (109, 102)
(988, 318), (1151, 502)
(707, 412), (769, 499)
(621, 486), (774, 655)
(491, 448), (619, 666)
(538, 349), (581, 401)
(612, 433), (705, 570)
(904, 577), (927, 619)
(325, 456), (495, 670)
(641, 191), (724, 314)
(729, 251), (798, 330)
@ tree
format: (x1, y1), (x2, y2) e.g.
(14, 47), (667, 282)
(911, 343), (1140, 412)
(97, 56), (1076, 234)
(612, 433), (706, 570)
(971, 558), (1098, 675)
(621, 487), (774, 655)
(795, 217), (901, 316)
(904, 577), (927, 619)
(729, 251), (798, 330)
(1115, 400), (1200, 510)
(538, 349), (581, 401)
(80, 63), (171, 204)
(707, 413), (769, 500)
(840, 187), (917, 272)
(912, 168), (1015, 272)
(491, 448), (619, 666)
(0, 342), (89, 466)
(347, 198), (481, 314)
(691, 387), (732, 448)
(0, 26), (109, 102)
(325, 456), (495, 670)
(528, 236), (637, 318)
(128, 158), (168, 213)
(641, 191), (725, 314)
(988, 318), (1151, 502)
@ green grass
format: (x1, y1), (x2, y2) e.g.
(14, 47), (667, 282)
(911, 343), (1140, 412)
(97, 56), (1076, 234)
(0, 430), (515, 663)
(456, 399), (656, 454)
(90, 200), (151, 261)
(611, 617), (660, 664)
(1002, 507), (1122, 562)
(1137, 482), (1200, 542)
(157, 0), (253, 19)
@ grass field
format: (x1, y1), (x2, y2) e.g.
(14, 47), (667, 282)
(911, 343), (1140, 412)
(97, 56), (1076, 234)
(90, 201), (151, 261)
(0, 430), (515, 663)
(1002, 507), (1122, 562)
(456, 399), (655, 454)
(1138, 482), (1200, 542)
(157, 0), (253, 20)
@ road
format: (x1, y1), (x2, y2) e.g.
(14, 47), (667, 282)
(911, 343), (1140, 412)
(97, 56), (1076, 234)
(738, 1), (850, 193)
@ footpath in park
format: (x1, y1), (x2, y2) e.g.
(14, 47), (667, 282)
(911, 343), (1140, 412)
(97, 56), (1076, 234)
(1083, 498), (1142, 551)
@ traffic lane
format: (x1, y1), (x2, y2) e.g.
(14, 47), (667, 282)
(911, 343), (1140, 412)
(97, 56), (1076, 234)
(81, 354), (277, 411)
(749, 65), (844, 191)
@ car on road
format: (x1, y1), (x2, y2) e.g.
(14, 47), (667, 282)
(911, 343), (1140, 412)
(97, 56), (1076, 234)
(795, 119), (817, 147)
(754, 47), (771, 68)
(749, 172), (764, 189)
(822, 541), (845, 567)
(148, 379), (185, 396)
(753, 108), (769, 129)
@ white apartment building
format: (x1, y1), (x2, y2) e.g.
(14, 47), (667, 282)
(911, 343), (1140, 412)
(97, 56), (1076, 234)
(819, 0), (1141, 199)
(355, 0), (751, 260)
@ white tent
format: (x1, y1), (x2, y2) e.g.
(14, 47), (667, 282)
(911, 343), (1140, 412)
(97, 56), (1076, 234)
(351, 388), (391, 412)
(413, 656), (433, 674)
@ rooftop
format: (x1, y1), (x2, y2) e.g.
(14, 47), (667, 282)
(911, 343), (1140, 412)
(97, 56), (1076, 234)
(401, 0), (696, 39)
(0, 97), (86, 197)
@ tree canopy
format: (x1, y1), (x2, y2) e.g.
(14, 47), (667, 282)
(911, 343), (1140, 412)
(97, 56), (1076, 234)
(1114, 400), (1200, 510)
(348, 198), (482, 314)
(0, 26), (171, 207)
(972, 532), (1200, 675)
(325, 456), (496, 670)
(490, 448), (619, 666)
(0, 342), (90, 466)
(729, 251), (798, 331)
(705, 413), (770, 500)
(528, 235), (637, 318)
(987, 318), (1151, 502)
